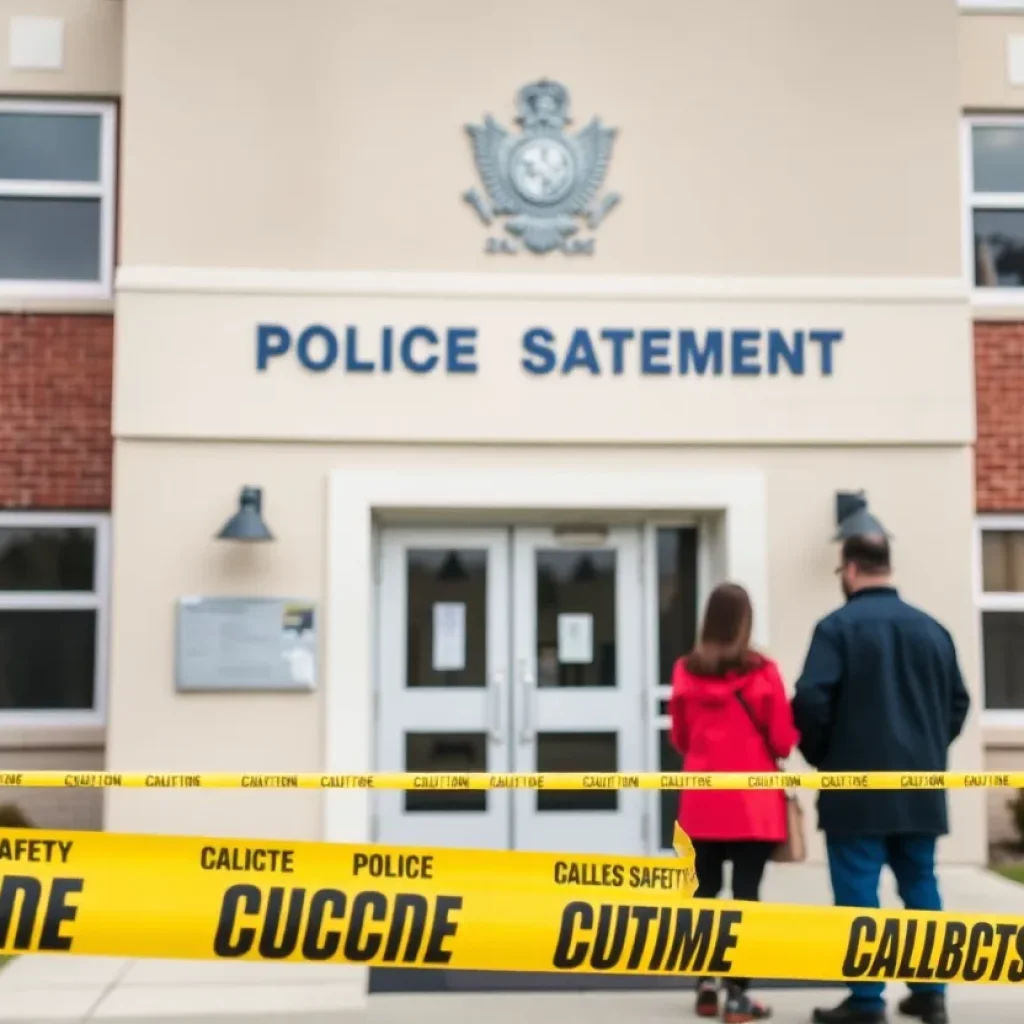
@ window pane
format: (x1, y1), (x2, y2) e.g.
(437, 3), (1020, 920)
(656, 527), (699, 684)
(981, 531), (1024, 593)
(0, 528), (95, 591)
(406, 549), (487, 688)
(536, 731), (618, 812)
(974, 210), (1024, 288)
(973, 126), (1024, 194)
(0, 197), (101, 282)
(0, 610), (96, 710)
(982, 611), (1024, 710)
(535, 550), (616, 688)
(404, 732), (487, 812)
(0, 112), (101, 182)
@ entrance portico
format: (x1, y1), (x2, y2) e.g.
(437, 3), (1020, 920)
(324, 465), (770, 859)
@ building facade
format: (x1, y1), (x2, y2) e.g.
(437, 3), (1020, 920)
(1, 0), (1023, 882)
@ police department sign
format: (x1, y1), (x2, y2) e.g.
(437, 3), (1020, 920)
(255, 324), (843, 377)
(463, 80), (621, 256)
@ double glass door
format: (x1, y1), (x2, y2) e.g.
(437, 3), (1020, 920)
(376, 526), (644, 854)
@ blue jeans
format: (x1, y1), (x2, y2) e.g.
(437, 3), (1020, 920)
(826, 835), (944, 1011)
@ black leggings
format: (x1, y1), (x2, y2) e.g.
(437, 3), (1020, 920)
(692, 840), (775, 991)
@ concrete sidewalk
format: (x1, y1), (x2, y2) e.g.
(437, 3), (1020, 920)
(7, 989), (1024, 1024)
(362, 990), (1024, 1024)
(0, 958), (366, 1021)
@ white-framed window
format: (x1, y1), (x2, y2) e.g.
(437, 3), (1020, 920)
(962, 115), (1024, 304)
(976, 516), (1024, 722)
(0, 512), (110, 727)
(0, 99), (116, 300)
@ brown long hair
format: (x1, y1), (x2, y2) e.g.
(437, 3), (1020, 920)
(684, 582), (761, 678)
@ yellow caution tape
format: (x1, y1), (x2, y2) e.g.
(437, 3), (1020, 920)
(0, 826), (1021, 984)
(2, 771), (1022, 789)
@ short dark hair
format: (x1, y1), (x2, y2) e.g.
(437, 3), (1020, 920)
(841, 534), (891, 575)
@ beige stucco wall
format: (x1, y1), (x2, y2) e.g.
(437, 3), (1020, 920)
(104, 440), (984, 861)
(105, 0), (984, 860)
(0, 0), (121, 95)
(960, 11), (1024, 109)
(118, 0), (960, 276)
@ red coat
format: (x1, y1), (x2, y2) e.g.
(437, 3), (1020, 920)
(669, 656), (799, 842)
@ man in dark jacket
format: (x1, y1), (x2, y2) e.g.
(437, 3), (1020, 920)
(792, 535), (970, 1024)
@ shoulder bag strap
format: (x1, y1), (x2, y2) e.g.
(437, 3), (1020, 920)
(734, 690), (782, 770)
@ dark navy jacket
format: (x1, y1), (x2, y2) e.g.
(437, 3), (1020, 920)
(791, 587), (970, 837)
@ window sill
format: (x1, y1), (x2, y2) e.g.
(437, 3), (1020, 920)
(972, 304), (1024, 322)
(0, 295), (114, 316)
(0, 723), (104, 751)
(983, 714), (1024, 746)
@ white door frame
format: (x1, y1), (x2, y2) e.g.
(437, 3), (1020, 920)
(375, 528), (512, 849)
(375, 524), (650, 855)
(510, 526), (645, 854)
(326, 465), (769, 847)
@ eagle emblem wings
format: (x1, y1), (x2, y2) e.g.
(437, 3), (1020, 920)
(463, 80), (621, 255)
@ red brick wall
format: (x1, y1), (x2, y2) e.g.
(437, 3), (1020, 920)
(976, 322), (1024, 513)
(0, 314), (113, 510)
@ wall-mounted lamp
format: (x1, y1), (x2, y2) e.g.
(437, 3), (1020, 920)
(834, 490), (889, 541)
(216, 487), (274, 542)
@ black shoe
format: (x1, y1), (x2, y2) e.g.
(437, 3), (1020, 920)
(812, 999), (888, 1024)
(723, 986), (772, 1022)
(897, 993), (948, 1024)
(694, 978), (718, 1018)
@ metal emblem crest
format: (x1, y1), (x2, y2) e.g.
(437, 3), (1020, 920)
(463, 79), (621, 256)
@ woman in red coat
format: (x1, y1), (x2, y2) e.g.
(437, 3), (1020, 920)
(670, 582), (799, 1023)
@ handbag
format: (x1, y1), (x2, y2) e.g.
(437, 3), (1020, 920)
(735, 691), (807, 863)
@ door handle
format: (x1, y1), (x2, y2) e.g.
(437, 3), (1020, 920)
(489, 669), (505, 744)
(519, 659), (535, 744)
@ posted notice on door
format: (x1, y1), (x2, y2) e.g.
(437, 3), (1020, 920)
(432, 602), (466, 672)
(557, 613), (593, 664)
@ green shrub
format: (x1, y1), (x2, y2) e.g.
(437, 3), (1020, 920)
(0, 804), (33, 828)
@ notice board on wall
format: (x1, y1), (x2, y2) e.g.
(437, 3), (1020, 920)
(175, 597), (317, 692)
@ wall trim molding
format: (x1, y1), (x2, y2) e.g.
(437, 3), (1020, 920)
(116, 266), (969, 304)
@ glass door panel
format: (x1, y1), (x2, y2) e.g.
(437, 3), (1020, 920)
(510, 527), (644, 854)
(376, 529), (511, 849)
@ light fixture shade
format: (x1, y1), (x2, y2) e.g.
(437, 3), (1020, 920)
(834, 490), (889, 541)
(216, 487), (274, 542)
(437, 551), (468, 581)
(573, 555), (597, 583)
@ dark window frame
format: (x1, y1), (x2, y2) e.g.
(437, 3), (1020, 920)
(977, 519), (1024, 715)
